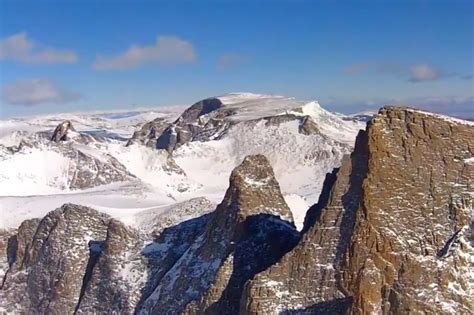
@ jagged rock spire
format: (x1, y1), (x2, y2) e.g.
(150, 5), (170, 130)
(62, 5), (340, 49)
(138, 154), (298, 314)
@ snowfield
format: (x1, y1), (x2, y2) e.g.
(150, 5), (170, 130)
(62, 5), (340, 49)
(0, 93), (368, 230)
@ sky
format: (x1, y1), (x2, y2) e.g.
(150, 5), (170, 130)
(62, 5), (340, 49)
(0, 0), (473, 118)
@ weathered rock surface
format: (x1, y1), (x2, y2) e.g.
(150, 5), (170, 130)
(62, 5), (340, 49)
(156, 97), (230, 152)
(344, 107), (474, 315)
(0, 204), (110, 314)
(0, 154), (299, 314)
(241, 107), (474, 314)
(138, 154), (299, 314)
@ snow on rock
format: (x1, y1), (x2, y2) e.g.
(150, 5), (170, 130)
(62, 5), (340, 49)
(0, 93), (365, 231)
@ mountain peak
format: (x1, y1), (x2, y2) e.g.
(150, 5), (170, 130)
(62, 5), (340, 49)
(223, 154), (294, 224)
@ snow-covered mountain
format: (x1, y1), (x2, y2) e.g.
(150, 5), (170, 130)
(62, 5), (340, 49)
(0, 93), (366, 230)
(0, 100), (473, 315)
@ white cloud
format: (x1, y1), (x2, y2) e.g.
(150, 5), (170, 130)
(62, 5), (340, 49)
(2, 79), (81, 106)
(408, 64), (441, 82)
(343, 62), (371, 75)
(217, 53), (248, 70)
(93, 36), (197, 70)
(0, 32), (78, 64)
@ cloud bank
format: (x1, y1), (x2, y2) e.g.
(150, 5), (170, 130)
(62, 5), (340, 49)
(0, 32), (78, 64)
(408, 64), (442, 82)
(345, 61), (463, 83)
(343, 62), (371, 75)
(93, 36), (197, 70)
(2, 79), (81, 106)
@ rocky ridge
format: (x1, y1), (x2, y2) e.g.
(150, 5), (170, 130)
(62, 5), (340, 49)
(154, 94), (361, 154)
(0, 122), (136, 191)
(241, 107), (474, 314)
(0, 155), (299, 314)
(0, 106), (472, 315)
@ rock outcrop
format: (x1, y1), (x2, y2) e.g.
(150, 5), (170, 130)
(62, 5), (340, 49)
(0, 204), (110, 314)
(1, 127), (136, 192)
(343, 107), (473, 314)
(156, 97), (230, 152)
(126, 117), (170, 147)
(0, 155), (299, 314)
(137, 155), (299, 314)
(241, 107), (474, 314)
(51, 120), (75, 142)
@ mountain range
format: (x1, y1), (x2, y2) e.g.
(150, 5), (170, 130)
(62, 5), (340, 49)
(0, 93), (472, 314)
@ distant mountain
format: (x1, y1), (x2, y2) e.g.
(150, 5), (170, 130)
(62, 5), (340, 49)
(0, 93), (365, 229)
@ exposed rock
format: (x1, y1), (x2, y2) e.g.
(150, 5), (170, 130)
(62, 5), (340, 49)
(2, 106), (472, 315)
(137, 154), (299, 314)
(63, 148), (135, 189)
(299, 115), (322, 135)
(126, 117), (170, 147)
(76, 219), (145, 313)
(156, 97), (230, 152)
(343, 107), (474, 314)
(241, 131), (368, 314)
(154, 95), (342, 154)
(0, 204), (110, 313)
(51, 120), (75, 142)
(241, 107), (474, 314)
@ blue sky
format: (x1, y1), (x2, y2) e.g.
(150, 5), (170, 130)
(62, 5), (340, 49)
(0, 0), (472, 118)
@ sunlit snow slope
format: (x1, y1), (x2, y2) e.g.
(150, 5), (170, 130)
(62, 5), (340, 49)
(0, 93), (367, 230)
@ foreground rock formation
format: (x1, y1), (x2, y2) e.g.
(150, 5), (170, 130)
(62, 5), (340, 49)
(242, 107), (474, 314)
(0, 155), (299, 314)
(1, 106), (472, 314)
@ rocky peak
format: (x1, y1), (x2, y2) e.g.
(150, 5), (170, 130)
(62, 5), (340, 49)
(51, 120), (75, 142)
(241, 107), (474, 314)
(220, 154), (294, 224)
(343, 106), (473, 314)
(153, 93), (364, 154)
(138, 154), (299, 314)
(155, 97), (229, 152)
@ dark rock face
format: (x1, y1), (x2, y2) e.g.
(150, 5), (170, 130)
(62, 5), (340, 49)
(75, 219), (144, 314)
(0, 204), (110, 313)
(138, 155), (299, 314)
(241, 107), (474, 314)
(126, 117), (170, 147)
(51, 120), (75, 142)
(156, 97), (231, 152)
